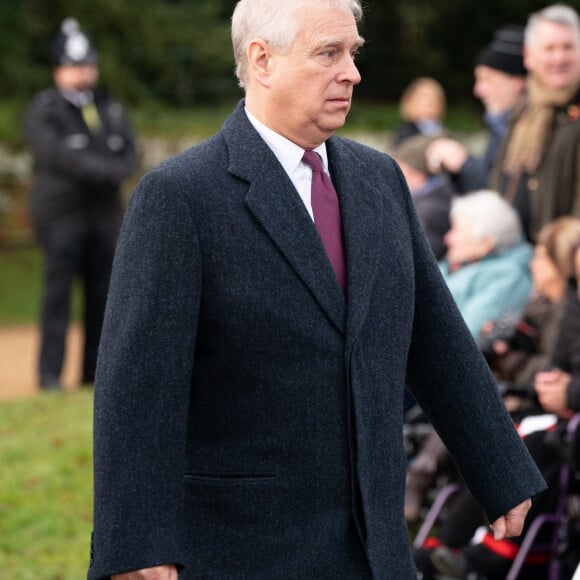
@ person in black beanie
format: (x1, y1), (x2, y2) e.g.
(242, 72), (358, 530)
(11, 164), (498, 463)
(426, 25), (527, 194)
(23, 18), (138, 390)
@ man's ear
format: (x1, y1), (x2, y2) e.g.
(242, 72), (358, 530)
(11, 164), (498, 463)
(247, 39), (273, 88)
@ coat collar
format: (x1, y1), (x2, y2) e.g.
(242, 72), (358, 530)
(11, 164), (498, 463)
(327, 137), (385, 346)
(222, 101), (384, 340)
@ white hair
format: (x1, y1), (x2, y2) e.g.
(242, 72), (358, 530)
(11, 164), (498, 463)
(450, 190), (522, 251)
(231, 0), (363, 89)
(524, 4), (580, 49)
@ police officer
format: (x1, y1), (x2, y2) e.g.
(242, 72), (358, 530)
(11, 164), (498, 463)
(24, 18), (138, 390)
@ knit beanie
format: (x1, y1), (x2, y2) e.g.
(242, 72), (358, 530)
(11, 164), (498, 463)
(477, 25), (526, 77)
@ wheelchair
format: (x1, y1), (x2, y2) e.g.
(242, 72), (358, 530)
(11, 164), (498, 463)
(411, 413), (580, 580)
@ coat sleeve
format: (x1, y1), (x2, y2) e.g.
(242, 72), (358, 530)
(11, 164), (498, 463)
(88, 167), (201, 579)
(394, 164), (547, 522)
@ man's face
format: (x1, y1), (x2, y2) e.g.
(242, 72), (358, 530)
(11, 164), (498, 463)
(473, 65), (525, 116)
(53, 64), (99, 92)
(406, 85), (444, 122)
(524, 21), (580, 90)
(265, 5), (363, 149)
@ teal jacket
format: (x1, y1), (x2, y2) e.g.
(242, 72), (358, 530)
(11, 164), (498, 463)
(439, 242), (533, 338)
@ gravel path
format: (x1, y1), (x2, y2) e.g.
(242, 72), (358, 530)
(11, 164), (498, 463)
(0, 324), (82, 401)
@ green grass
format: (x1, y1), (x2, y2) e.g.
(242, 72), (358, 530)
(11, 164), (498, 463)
(130, 100), (238, 140)
(130, 99), (485, 140)
(0, 246), (83, 326)
(0, 100), (27, 148)
(0, 389), (94, 579)
(0, 99), (237, 146)
(0, 391), (423, 580)
(0, 246), (42, 325)
(0, 97), (483, 145)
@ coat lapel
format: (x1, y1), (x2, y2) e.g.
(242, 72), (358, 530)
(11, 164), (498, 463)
(326, 137), (385, 348)
(222, 103), (346, 334)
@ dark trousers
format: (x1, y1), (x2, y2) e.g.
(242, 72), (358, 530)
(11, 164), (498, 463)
(34, 211), (120, 386)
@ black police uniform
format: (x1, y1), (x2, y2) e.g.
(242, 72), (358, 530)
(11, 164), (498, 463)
(23, 21), (137, 388)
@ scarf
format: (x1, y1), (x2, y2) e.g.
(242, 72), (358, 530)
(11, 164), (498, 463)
(503, 77), (578, 175)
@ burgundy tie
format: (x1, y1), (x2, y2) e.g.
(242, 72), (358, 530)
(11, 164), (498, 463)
(303, 150), (346, 292)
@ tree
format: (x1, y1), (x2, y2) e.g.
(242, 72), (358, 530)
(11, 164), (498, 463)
(0, 0), (571, 108)
(1, 0), (237, 106)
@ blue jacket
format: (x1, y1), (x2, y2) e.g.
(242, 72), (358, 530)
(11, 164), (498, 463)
(89, 101), (545, 580)
(439, 242), (533, 338)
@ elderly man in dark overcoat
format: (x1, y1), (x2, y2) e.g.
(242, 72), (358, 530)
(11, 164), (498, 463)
(88, 1), (546, 579)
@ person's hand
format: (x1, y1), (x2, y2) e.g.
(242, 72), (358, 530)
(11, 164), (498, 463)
(426, 138), (469, 174)
(492, 339), (509, 355)
(535, 369), (574, 419)
(480, 321), (495, 336)
(112, 565), (178, 579)
(490, 498), (532, 540)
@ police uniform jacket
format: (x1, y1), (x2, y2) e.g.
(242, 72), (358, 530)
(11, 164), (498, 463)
(23, 86), (137, 226)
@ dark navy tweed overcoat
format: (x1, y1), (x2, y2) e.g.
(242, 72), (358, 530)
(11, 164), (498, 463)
(89, 101), (546, 579)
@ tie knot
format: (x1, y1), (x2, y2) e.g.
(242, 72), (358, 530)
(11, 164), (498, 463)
(303, 150), (324, 173)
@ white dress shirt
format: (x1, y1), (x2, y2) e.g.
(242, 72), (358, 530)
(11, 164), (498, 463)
(245, 107), (331, 221)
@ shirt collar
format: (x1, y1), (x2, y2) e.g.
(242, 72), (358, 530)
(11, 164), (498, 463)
(58, 88), (95, 108)
(244, 107), (329, 174)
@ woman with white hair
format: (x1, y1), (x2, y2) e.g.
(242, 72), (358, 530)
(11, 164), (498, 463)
(405, 191), (533, 524)
(412, 217), (580, 579)
(440, 189), (533, 337)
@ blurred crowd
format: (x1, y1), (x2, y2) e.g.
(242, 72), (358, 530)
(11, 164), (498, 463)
(393, 4), (580, 579)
